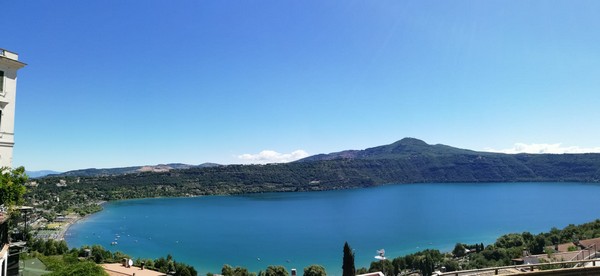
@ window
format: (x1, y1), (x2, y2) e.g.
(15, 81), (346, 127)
(0, 70), (4, 93)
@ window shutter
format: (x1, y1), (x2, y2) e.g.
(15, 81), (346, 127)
(0, 71), (4, 92)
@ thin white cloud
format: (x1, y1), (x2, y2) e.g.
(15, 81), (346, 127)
(484, 143), (600, 154)
(238, 150), (309, 164)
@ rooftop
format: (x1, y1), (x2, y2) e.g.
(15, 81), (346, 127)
(102, 263), (167, 276)
(0, 48), (27, 67)
(578, 238), (600, 249)
(0, 48), (18, 60)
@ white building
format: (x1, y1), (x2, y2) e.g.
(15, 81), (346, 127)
(0, 49), (26, 168)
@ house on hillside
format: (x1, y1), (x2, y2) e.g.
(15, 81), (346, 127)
(514, 238), (600, 266)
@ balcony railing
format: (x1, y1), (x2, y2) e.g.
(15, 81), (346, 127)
(438, 259), (600, 276)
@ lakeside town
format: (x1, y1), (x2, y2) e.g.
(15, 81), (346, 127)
(6, 165), (600, 276)
(4, 0), (600, 275)
(20, 177), (102, 242)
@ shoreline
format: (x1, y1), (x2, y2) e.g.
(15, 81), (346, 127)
(58, 200), (106, 241)
(57, 215), (82, 240)
(53, 184), (600, 275)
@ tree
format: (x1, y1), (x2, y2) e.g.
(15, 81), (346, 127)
(441, 259), (459, 272)
(495, 233), (524, 248)
(368, 260), (392, 275)
(155, 257), (168, 272)
(234, 266), (251, 276)
(392, 257), (406, 275)
(265, 265), (288, 276)
(342, 242), (355, 276)
(46, 261), (108, 276)
(0, 166), (28, 207)
(222, 265), (234, 276)
(35, 239), (46, 253)
(45, 240), (58, 255)
(173, 262), (196, 276)
(529, 235), (546, 255)
(57, 240), (69, 254)
(452, 243), (466, 257)
(90, 245), (112, 264)
(415, 255), (434, 276)
(303, 265), (326, 276)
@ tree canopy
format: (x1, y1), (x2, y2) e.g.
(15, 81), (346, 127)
(265, 265), (288, 276)
(303, 265), (326, 276)
(0, 166), (27, 208)
(46, 261), (108, 276)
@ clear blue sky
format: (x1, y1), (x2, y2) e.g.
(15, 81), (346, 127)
(4, 1), (600, 171)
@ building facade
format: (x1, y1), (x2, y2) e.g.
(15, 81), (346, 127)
(0, 49), (26, 168)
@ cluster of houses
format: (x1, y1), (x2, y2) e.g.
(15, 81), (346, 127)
(513, 238), (600, 265)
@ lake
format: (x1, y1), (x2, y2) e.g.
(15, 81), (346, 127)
(66, 182), (600, 275)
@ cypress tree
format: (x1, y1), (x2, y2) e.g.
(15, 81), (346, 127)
(343, 242), (355, 276)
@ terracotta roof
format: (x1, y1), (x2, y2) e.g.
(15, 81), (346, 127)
(557, 242), (576, 252)
(578, 237), (600, 249)
(102, 263), (167, 276)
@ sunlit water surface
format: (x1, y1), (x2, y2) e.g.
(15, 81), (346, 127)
(66, 182), (600, 275)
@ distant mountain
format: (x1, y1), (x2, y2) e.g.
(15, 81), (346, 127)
(53, 163), (221, 177)
(297, 137), (481, 162)
(26, 170), (62, 178)
(298, 138), (600, 183)
(33, 138), (600, 201)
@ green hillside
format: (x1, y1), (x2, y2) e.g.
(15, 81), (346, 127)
(29, 138), (600, 204)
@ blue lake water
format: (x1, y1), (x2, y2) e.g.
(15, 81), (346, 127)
(66, 182), (600, 275)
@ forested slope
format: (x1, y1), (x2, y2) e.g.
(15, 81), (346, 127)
(30, 138), (600, 202)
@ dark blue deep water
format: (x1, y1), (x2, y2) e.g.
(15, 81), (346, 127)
(66, 182), (600, 275)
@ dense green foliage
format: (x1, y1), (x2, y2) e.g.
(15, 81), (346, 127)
(0, 166), (28, 207)
(134, 253), (197, 276)
(222, 264), (254, 276)
(378, 249), (446, 276)
(30, 238), (70, 255)
(46, 261), (109, 276)
(462, 220), (600, 270)
(265, 265), (289, 276)
(36, 251), (107, 276)
(30, 239), (197, 276)
(303, 264), (326, 276)
(56, 163), (217, 178)
(26, 139), (600, 211)
(356, 219), (600, 275)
